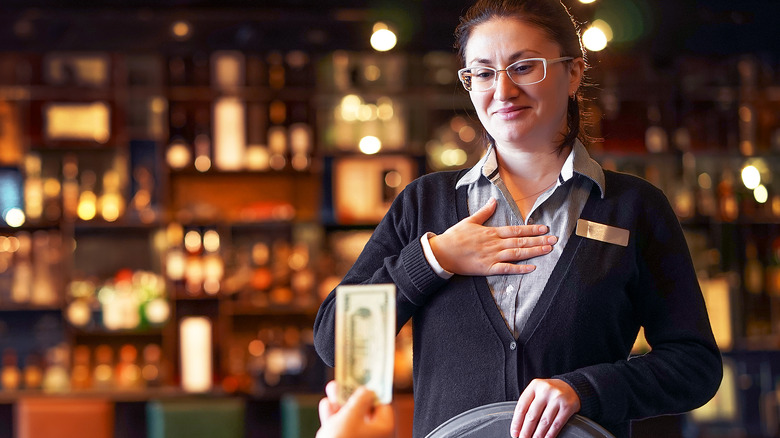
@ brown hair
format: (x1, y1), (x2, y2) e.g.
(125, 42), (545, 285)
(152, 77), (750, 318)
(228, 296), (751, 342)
(454, 0), (591, 152)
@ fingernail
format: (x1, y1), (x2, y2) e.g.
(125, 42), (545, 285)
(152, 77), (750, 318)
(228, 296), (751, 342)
(543, 245), (552, 252)
(537, 225), (548, 233)
(547, 236), (558, 244)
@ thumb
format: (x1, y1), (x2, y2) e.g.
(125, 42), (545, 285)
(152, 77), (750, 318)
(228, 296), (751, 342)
(342, 387), (378, 419)
(465, 197), (497, 225)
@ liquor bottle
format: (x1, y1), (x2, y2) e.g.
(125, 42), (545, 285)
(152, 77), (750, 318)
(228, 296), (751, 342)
(1, 348), (21, 391)
(644, 104), (668, 154)
(31, 230), (57, 305)
(249, 242), (272, 307)
(767, 237), (780, 297)
(168, 56), (188, 87)
(744, 240), (764, 295)
(202, 229), (223, 296)
(184, 229), (204, 296)
(141, 344), (163, 388)
(116, 344), (142, 390)
(61, 154), (79, 220)
(76, 170), (98, 221)
(23, 153), (43, 221)
(98, 169), (125, 222)
(211, 51), (245, 91)
(285, 51), (310, 88)
(70, 345), (92, 390)
(268, 99), (287, 171)
(766, 237), (780, 335)
(42, 343), (70, 393)
(246, 103), (270, 171)
(267, 51), (285, 90)
(179, 316), (213, 393)
(22, 352), (43, 390)
(289, 102), (312, 171)
(717, 169), (739, 222)
(93, 344), (115, 390)
(10, 231), (32, 304)
(213, 97), (246, 171)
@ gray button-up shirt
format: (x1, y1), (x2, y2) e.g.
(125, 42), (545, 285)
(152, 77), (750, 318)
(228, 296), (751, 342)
(455, 140), (605, 338)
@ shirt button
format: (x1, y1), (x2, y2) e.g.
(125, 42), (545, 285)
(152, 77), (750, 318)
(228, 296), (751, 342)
(527, 218), (534, 225)
(509, 341), (517, 351)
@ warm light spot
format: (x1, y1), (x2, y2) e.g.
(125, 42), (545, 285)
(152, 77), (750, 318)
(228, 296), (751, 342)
(377, 97), (394, 120)
(698, 173), (712, 190)
(583, 26), (608, 51)
(359, 136), (382, 154)
(371, 28), (397, 52)
(194, 155), (211, 172)
(340, 94), (362, 122)
(184, 230), (202, 253)
(442, 148), (468, 167)
(385, 170), (402, 188)
(166, 140), (192, 169)
(172, 21), (191, 40)
(77, 192), (97, 221)
(459, 125), (477, 142)
(203, 230), (220, 252)
(364, 65), (381, 81)
(592, 19), (613, 41)
(754, 185), (768, 204)
(4, 208), (25, 228)
(741, 165), (761, 189)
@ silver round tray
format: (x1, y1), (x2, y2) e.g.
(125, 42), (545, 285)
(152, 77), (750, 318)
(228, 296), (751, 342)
(425, 401), (615, 438)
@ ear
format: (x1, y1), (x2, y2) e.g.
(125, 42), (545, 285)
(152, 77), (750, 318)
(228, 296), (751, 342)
(567, 57), (586, 96)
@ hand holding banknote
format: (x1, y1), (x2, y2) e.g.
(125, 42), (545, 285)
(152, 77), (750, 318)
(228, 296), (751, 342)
(335, 284), (396, 405)
(316, 380), (395, 438)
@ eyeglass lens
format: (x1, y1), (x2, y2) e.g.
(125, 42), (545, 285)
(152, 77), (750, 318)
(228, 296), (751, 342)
(462, 59), (546, 91)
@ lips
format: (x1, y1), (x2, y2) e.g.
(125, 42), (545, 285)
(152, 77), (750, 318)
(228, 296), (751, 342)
(492, 106), (530, 119)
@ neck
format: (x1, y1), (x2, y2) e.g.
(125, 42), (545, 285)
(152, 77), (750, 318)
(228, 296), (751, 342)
(494, 142), (570, 186)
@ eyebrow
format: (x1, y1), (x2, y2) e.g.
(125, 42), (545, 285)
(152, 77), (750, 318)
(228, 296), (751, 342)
(467, 49), (543, 66)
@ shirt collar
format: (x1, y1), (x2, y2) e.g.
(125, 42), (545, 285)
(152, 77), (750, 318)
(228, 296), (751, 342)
(456, 140), (605, 198)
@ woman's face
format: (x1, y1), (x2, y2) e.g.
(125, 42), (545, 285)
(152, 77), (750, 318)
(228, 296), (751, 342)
(463, 17), (583, 149)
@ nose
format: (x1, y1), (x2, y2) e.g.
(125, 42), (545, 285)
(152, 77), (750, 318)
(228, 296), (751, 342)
(493, 70), (520, 100)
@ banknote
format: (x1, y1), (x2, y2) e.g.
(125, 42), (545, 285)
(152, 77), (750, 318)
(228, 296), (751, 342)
(335, 283), (396, 405)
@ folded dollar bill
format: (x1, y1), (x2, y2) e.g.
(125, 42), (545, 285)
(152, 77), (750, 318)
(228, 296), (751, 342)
(335, 283), (396, 405)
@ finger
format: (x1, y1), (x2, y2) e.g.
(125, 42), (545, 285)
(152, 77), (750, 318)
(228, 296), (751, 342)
(494, 243), (554, 263)
(343, 387), (378, 418)
(534, 404), (560, 438)
(510, 392), (534, 438)
(495, 224), (550, 238)
(318, 397), (337, 423)
(325, 380), (339, 403)
(464, 197), (497, 225)
(518, 399), (547, 438)
(488, 262), (536, 276)
(496, 235), (557, 252)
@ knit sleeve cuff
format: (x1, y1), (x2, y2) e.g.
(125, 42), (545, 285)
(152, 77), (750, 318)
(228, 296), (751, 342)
(555, 372), (601, 420)
(400, 236), (448, 305)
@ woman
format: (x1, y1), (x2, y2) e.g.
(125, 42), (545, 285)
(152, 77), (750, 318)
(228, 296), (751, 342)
(314, 1), (722, 437)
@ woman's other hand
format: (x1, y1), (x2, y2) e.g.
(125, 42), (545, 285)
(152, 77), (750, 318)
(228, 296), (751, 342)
(510, 378), (581, 438)
(316, 381), (395, 438)
(429, 198), (557, 276)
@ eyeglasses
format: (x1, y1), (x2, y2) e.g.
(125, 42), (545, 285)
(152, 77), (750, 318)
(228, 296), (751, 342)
(457, 57), (573, 92)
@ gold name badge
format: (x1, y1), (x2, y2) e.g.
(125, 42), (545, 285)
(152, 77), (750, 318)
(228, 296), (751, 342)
(576, 219), (630, 247)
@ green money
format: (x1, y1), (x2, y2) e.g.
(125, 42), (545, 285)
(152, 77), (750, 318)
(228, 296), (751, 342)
(335, 283), (396, 405)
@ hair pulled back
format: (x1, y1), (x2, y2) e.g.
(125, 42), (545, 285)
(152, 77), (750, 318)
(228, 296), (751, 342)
(454, 0), (591, 151)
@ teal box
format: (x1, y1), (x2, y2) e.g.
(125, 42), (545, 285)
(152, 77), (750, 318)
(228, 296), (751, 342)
(146, 398), (245, 438)
(280, 393), (322, 438)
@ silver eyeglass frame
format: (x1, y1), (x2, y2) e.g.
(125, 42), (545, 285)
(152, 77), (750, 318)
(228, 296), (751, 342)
(457, 56), (574, 91)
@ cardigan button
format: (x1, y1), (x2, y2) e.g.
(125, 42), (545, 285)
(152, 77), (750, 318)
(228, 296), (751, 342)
(509, 341), (517, 350)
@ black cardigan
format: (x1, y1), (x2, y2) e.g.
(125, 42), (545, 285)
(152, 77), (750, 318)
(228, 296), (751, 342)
(313, 169), (722, 438)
